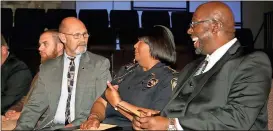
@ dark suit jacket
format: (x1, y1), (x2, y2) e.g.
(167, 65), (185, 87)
(15, 51), (112, 130)
(1, 53), (32, 115)
(162, 41), (272, 130)
(8, 73), (39, 112)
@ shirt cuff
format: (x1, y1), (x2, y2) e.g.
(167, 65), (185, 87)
(174, 118), (183, 130)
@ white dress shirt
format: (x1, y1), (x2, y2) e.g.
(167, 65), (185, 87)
(53, 53), (81, 124)
(174, 38), (238, 130)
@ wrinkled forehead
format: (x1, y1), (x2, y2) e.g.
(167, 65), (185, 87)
(64, 23), (87, 34)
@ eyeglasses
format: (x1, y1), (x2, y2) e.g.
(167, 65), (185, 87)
(189, 19), (216, 28)
(61, 32), (90, 39)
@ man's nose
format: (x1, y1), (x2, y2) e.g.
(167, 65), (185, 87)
(187, 27), (193, 35)
(38, 45), (44, 51)
(134, 41), (140, 49)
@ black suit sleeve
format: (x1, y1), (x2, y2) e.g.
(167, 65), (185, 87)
(178, 52), (272, 130)
(1, 68), (32, 114)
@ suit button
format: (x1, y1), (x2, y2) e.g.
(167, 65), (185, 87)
(189, 81), (193, 87)
(178, 94), (183, 99)
(178, 95), (183, 99)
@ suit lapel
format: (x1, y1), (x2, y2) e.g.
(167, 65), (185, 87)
(75, 52), (95, 114)
(185, 41), (241, 106)
(172, 58), (204, 95)
(162, 58), (203, 113)
(49, 56), (64, 112)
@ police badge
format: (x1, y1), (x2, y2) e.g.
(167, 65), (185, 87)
(147, 73), (159, 88)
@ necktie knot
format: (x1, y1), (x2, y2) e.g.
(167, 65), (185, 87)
(68, 57), (75, 68)
(195, 58), (209, 76)
(68, 57), (75, 61)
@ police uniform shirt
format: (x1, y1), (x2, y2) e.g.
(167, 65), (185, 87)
(101, 62), (177, 127)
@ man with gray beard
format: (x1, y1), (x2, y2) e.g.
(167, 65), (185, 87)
(15, 17), (112, 130)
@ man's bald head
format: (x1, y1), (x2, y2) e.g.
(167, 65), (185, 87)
(59, 17), (86, 33)
(196, 1), (235, 35)
(187, 1), (236, 55)
(58, 17), (89, 57)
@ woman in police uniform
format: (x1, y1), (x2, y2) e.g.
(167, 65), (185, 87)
(80, 25), (178, 129)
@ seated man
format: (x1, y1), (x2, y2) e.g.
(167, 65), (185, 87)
(1, 30), (64, 130)
(132, 1), (272, 130)
(1, 34), (32, 116)
(15, 17), (111, 130)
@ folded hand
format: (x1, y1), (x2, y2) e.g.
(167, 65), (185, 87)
(80, 117), (100, 130)
(132, 110), (169, 130)
(4, 110), (21, 120)
(105, 81), (121, 107)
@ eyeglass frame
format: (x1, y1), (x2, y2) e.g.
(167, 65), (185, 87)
(189, 19), (221, 28)
(61, 32), (90, 39)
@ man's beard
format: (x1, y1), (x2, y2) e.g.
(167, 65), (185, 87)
(40, 51), (58, 63)
(194, 31), (210, 55)
(195, 41), (206, 55)
(195, 46), (203, 55)
(75, 45), (87, 55)
(40, 57), (47, 63)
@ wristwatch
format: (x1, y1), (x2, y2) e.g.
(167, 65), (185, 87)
(167, 118), (177, 130)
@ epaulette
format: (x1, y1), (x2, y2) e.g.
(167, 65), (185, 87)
(164, 66), (179, 75)
(112, 62), (139, 85)
(125, 62), (139, 71)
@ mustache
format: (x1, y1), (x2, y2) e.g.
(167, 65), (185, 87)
(39, 52), (46, 55)
(78, 42), (87, 46)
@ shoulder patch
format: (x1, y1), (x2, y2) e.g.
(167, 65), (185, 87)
(171, 77), (178, 91)
(164, 66), (179, 91)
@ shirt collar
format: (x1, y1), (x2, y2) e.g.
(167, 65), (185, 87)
(206, 38), (237, 61)
(64, 52), (81, 60)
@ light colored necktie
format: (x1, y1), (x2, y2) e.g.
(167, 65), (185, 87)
(195, 59), (209, 76)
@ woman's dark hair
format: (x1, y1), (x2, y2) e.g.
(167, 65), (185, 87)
(138, 25), (176, 65)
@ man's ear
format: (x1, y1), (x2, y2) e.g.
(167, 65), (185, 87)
(59, 33), (66, 44)
(57, 43), (64, 53)
(211, 21), (222, 34)
(1, 46), (8, 55)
